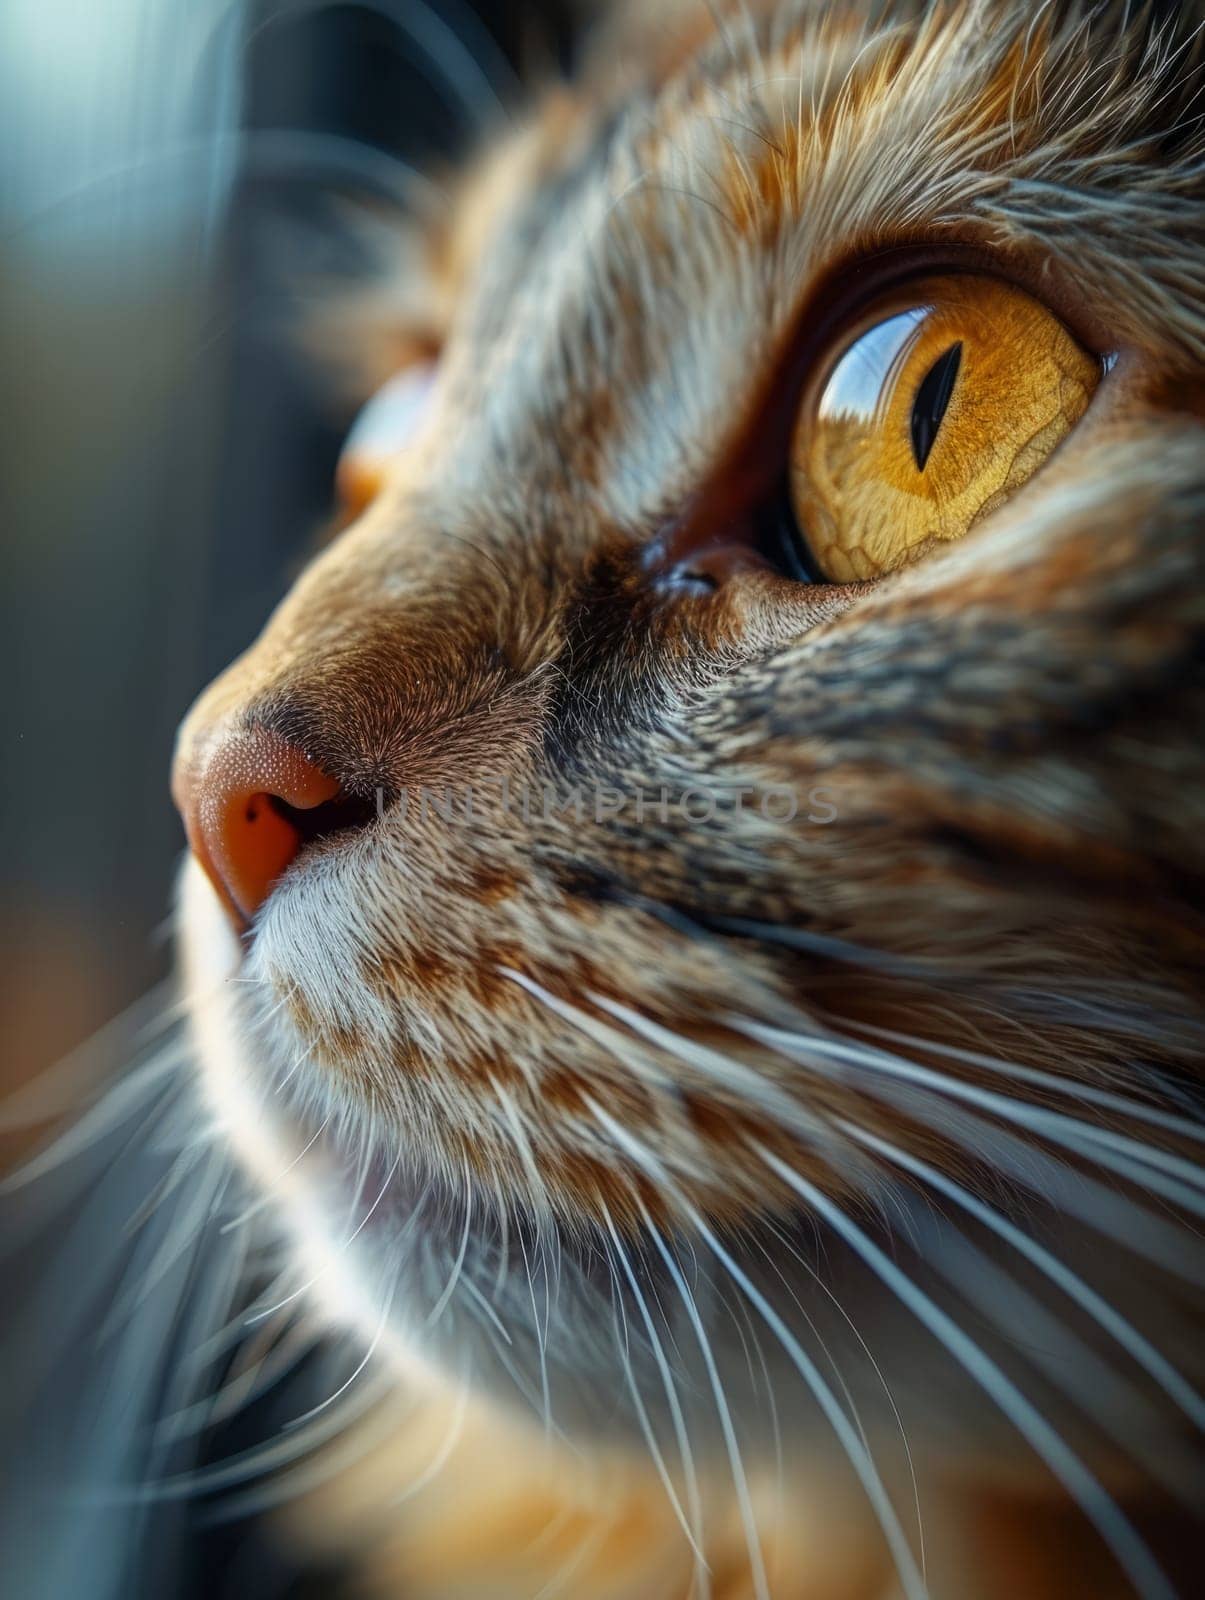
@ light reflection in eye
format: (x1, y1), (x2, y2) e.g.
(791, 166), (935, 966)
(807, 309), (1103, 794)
(818, 307), (931, 425)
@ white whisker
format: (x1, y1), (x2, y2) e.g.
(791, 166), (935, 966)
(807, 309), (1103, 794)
(737, 1018), (1205, 1214)
(247, 1152), (400, 1323)
(842, 1120), (1205, 1434)
(759, 1146), (1176, 1600)
(586, 1096), (924, 1600)
(159, 1317), (319, 1444)
(850, 1020), (1205, 1145)
(220, 1114), (331, 1234)
(284, 1286), (394, 1430)
(387, 1375), (474, 1509)
(704, 1217), (928, 1600)
(753, 1222), (928, 1584)
(602, 1204), (711, 1583)
(577, 1100), (768, 1600)
(644, 1216), (771, 1600)
(605, 1247), (706, 1577)
(147, 1363), (397, 1500)
(424, 1162), (474, 1329)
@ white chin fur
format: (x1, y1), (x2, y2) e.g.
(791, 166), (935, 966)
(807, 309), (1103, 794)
(176, 856), (405, 1356)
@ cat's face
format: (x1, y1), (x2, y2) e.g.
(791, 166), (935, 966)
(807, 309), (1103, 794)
(174, 0), (1203, 1508)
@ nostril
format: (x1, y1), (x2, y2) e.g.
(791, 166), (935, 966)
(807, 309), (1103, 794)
(172, 726), (362, 932)
(268, 789), (380, 846)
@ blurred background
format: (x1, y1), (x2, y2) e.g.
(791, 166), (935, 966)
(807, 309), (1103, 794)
(2, 6), (577, 1592)
(1, 0), (573, 1100)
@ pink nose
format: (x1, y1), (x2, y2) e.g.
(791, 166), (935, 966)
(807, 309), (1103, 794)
(172, 726), (343, 928)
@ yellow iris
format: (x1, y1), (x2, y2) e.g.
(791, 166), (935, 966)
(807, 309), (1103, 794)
(790, 275), (1101, 581)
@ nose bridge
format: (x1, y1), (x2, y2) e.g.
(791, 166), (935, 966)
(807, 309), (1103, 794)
(284, 494), (526, 661)
(187, 495), (511, 728)
(172, 497), (557, 924)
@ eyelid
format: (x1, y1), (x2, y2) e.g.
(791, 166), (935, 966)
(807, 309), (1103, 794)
(801, 240), (1115, 364)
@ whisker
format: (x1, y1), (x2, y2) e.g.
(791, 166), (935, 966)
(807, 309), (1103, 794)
(306, 0), (518, 130)
(1, 1041), (192, 1193)
(123, 1129), (219, 1234)
(220, 1114), (332, 1234)
(736, 1018), (1205, 1212)
(500, 970), (684, 1098)
(585, 1098), (925, 1600)
(99, 1151), (233, 1339)
(517, 1218), (552, 1435)
(246, 1152), (400, 1323)
(158, 1315), (319, 1445)
(842, 1121), (1205, 1434)
(575, 1092), (768, 1597)
(274, 1039), (319, 1096)
(601, 1204), (711, 1581)
(783, 1030), (1202, 1283)
(642, 1216), (772, 1600)
(849, 1020), (1205, 1145)
(458, 1271), (513, 1347)
(1081, 1146), (1205, 1219)
(0, 982), (180, 1139)
(146, 1362), (397, 1500)
(386, 1375), (473, 1509)
(346, 1152), (401, 1244)
(903, 1208), (1204, 1500)
(206, 1368), (410, 1522)
(490, 1076), (552, 1219)
(759, 1146), (1177, 1600)
(424, 1162), (474, 1329)
(283, 1285), (394, 1431)
(528, 1520), (611, 1600)
(605, 1247), (705, 1575)
(698, 1218), (929, 1600)
(752, 1222), (928, 1584)
(532, 973), (1202, 1294)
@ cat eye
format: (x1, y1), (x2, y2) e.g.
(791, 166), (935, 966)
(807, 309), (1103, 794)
(336, 362), (437, 519)
(787, 275), (1101, 581)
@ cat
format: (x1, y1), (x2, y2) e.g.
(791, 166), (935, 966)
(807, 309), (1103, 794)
(13, 1), (1205, 1597)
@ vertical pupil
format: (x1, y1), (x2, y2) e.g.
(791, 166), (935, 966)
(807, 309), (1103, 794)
(910, 341), (962, 470)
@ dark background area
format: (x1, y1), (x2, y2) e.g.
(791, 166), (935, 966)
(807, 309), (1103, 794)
(2, 0), (572, 1097)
